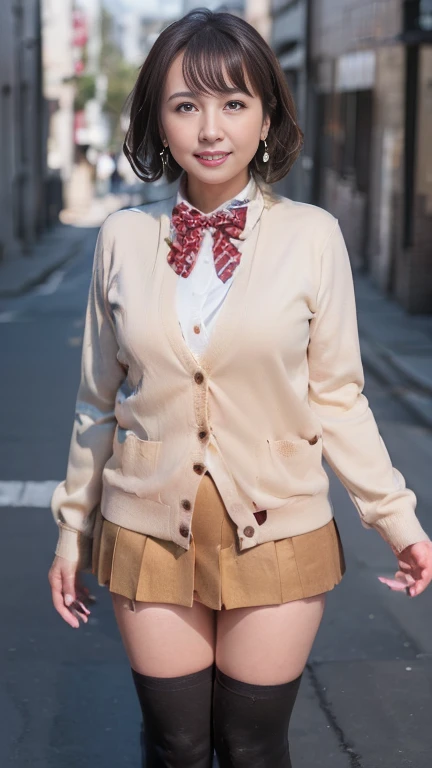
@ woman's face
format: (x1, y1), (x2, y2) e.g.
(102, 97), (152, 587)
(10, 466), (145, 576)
(159, 51), (270, 189)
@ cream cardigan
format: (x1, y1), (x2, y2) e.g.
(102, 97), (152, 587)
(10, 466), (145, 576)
(51, 180), (430, 569)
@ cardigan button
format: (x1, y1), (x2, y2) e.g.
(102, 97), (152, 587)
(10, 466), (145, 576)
(181, 499), (192, 511)
(243, 526), (255, 538)
(179, 524), (190, 538)
(198, 430), (208, 440)
(194, 371), (205, 385)
(193, 325), (201, 334)
(193, 463), (205, 475)
(308, 435), (320, 445)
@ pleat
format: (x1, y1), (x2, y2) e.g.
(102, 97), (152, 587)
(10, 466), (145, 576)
(96, 518), (119, 588)
(220, 538), (283, 609)
(134, 535), (195, 606)
(109, 526), (147, 598)
(273, 538), (306, 602)
(91, 473), (346, 610)
(91, 506), (104, 577)
(289, 520), (346, 597)
(192, 474), (225, 609)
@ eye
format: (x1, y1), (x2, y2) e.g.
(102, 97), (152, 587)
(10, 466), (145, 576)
(175, 99), (245, 113)
(176, 103), (197, 113)
(225, 100), (245, 111)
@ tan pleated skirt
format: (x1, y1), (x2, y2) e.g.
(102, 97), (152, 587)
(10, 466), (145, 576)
(91, 473), (346, 611)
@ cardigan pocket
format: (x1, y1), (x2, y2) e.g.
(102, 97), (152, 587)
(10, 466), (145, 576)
(102, 426), (165, 508)
(257, 435), (324, 499)
(111, 425), (162, 479)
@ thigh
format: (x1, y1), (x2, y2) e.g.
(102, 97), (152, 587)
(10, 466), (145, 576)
(216, 594), (326, 685)
(112, 594), (216, 677)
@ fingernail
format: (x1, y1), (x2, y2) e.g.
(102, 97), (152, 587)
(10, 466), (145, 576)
(65, 594), (73, 606)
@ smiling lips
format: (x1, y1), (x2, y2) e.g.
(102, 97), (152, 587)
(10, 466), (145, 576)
(198, 152), (229, 160)
(194, 152), (231, 166)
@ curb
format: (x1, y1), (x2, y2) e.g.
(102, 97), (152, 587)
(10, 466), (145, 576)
(360, 335), (432, 430)
(0, 227), (96, 299)
(0, 189), (150, 300)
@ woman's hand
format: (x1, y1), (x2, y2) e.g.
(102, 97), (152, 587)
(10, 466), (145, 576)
(378, 540), (432, 597)
(48, 555), (92, 628)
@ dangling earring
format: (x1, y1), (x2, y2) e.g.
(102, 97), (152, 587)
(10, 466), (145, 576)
(159, 144), (169, 169)
(262, 138), (269, 163)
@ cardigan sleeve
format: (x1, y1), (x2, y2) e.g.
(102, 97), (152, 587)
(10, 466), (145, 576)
(50, 221), (126, 569)
(307, 220), (430, 555)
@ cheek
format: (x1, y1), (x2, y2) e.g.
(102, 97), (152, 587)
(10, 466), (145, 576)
(233, 113), (262, 146)
(163, 116), (193, 150)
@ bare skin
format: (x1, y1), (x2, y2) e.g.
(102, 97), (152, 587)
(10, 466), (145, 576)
(158, 50), (270, 212)
(111, 593), (326, 685)
(49, 48), (432, 679)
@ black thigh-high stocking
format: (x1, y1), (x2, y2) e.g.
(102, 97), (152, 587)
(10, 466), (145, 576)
(131, 664), (215, 768)
(213, 667), (303, 768)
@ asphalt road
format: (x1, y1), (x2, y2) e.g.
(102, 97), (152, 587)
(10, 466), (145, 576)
(0, 229), (431, 767)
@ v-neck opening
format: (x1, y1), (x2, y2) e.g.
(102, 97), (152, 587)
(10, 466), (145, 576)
(160, 210), (265, 374)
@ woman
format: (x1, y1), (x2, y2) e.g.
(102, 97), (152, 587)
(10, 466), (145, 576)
(48, 9), (432, 767)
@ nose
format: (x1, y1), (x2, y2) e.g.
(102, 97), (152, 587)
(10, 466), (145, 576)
(198, 109), (224, 144)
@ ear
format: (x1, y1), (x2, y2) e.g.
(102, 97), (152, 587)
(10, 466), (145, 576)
(260, 115), (271, 141)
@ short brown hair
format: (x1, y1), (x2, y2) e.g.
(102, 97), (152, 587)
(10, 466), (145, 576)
(123, 8), (303, 185)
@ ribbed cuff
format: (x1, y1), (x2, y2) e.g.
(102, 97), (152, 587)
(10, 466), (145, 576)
(373, 512), (431, 555)
(55, 524), (93, 572)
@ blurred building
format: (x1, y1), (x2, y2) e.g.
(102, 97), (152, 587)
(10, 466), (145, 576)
(116, 2), (182, 65)
(306, 0), (432, 313)
(245, 0), (272, 42)
(0, 0), (46, 264)
(73, 0), (110, 153)
(269, 0), (309, 202)
(183, 1), (244, 11)
(41, 0), (76, 210)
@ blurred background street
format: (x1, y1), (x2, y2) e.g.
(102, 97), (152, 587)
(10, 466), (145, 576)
(1, 1), (432, 767)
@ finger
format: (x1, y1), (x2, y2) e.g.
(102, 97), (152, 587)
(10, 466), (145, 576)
(62, 570), (77, 608)
(378, 576), (409, 591)
(410, 566), (431, 597)
(395, 571), (415, 586)
(70, 606), (89, 624)
(71, 599), (91, 616)
(75, 588), (93, 607)
(50, 572), (79, 628)
(397, 558), (413, 569)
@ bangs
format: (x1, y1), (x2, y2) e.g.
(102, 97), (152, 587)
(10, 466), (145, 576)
(124, 8), (303, 185)
(182, 31), (257, 99)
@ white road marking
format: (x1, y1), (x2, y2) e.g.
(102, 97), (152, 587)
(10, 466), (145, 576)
(0, 310), (18, 323)
(0, 480), (59, 507)
(34, 269), (65, 296)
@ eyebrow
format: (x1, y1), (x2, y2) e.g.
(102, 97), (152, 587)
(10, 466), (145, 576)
(166, 87), (249, 102)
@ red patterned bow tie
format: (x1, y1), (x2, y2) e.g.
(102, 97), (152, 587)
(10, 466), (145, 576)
(167, 202), (248, 283)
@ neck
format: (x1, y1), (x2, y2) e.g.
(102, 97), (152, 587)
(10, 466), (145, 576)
(184, 169), (251, 213)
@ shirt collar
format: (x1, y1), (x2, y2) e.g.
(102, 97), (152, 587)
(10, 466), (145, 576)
(174, 171), (264, 241)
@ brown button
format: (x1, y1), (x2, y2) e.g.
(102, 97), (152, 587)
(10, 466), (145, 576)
(194, 371), (204, 385)
(198, 430), (208, 440)
(181, 499), (191, 511)
(193, 325), (201, 334)
(243, 526), (255, 538)
(179, 524), (190, 538)
(308, 435), (320, 445)
(193, 463), (205, 475)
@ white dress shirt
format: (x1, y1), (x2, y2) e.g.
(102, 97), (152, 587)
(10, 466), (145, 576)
(172, 173), (263, 481)
(174, 174), (257, 356)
